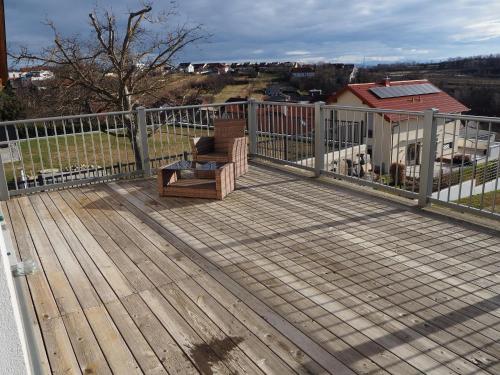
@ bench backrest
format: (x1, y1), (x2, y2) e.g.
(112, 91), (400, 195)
(214, 119), (246, 152)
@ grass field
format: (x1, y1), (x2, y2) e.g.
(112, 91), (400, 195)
(214, 73), (281, 102)
(456, 189), (500, 212)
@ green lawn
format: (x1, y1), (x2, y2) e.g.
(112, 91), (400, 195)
(456, 189), (500, 213)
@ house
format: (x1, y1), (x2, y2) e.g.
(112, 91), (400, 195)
(178, 63), (194, 73)
(327, 79), (470, 173)
(192, 63), (208, 74)
(205, 63), (230, 74)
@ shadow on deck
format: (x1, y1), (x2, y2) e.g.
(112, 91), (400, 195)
(2, 163), (499, 375)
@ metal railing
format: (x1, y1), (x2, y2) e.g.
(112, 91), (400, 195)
(248, 101), (500, 219)
(0, 110), (140, 197)
(0, 99), (498, 219)
(144, 102), (247, 173)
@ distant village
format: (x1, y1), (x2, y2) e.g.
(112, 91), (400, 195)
(9, 61), (356, 107)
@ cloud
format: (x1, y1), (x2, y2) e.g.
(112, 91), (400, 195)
(6, 0), (500, 64)
(285, 50), (311, 56)
(452, 20), (500, 42)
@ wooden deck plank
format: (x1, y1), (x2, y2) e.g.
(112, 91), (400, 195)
(131, 180), (432, 375)
(212, 173), (498, 373)
(120, 293), (200, 375)
(109, 180), (356, 375)
(87, 185), (321, 373)
(6, 199), (82, 375)
(56, 189), (154, 293)
(133, 175), (496, 370)
(235, 170), (500, 370)
(77, 186), (190, 283)
(68, 188), (173, 288)
(176, 277), (303, 375)
(1, 202), (52, 375)
(158, 282), (266, 374)
(104, 300), (169, 375)
(46, 191), (135, 299)
(103, 181), (332, 374)
(139, 288), (235, 375)
(4, 164), (500, 375)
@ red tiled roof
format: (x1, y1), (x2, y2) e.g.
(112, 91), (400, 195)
(328, 79), (469, 122)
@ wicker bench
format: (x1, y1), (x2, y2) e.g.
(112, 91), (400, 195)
(190, 119), (248, 178)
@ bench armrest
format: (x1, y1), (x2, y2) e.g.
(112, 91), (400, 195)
(227, 137), (248, 160)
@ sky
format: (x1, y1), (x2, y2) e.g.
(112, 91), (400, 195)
(6, 0), (500, 65)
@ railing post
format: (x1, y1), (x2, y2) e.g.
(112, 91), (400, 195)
(247, 99), (258, 156)
(136, 107), (151, 177)
(314, 101), (326, 177)
(0, 153), (9, 201)
(418, 108), (439, 207)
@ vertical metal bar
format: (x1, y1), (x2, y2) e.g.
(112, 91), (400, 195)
(490, 142), (500, 213)
(350, 110), (355, 177)
(418, 108), (439, 207)
(43, 122), (55, 185)
(23, 123), (36, 187)
(103, 116), (114, 173)
(111, 115), (121, 172)
(467, 120), (481, 206)
(79, 118), (90, 177)
(156, 111), (165, 165)
(247, 99), (257, 155)
(60, 119), (71, 177)
(314, 102), (325, 176)
(14, 125), (27, 189)
(457, 121), (469, 202)
(96, 116), (107, 177)
(52, 121), (64, 182)
(4, 123), (18, 191)
(86, 118), (97, 175)
(447, 120), (458, 203)
(70, 118), (81, 179)
(148, 112), (158, 169)
(0, 153), (9, 200)
(479, 121), (492, 209)
(33, 123), (45, 184)
(136, 107), (151, 176)
(436, 117), (446, 200)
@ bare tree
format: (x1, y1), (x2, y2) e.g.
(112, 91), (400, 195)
(12, 2), (205, 167)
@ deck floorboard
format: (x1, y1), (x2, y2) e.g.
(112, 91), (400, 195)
(2, 163), (499, 375)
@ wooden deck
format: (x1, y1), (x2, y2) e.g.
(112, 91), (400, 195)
(2, 163), (500, 375)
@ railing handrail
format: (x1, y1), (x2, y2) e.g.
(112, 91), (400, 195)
(0, 110), (134, 127)
(434, 112), (500, 123)
(324, 104), (425, 117)
(3, 101), (500, 128)
(144, 101), (248, 112)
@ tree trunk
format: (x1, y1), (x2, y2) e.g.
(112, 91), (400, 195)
(121, 86), (143, 172)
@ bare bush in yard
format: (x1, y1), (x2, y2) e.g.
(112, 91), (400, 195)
(390, 162), (406, 186)
(11, 2), (205, 167)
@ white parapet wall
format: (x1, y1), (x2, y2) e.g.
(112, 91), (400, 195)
(432, 177), (500, 202)
(0, 215), (30, 375)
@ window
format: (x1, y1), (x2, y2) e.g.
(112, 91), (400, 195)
(406, 143), (421, 165)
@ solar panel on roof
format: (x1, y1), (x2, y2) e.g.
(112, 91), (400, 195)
(369, 83), (440, 99)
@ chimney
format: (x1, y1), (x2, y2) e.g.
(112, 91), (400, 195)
(381, 76), (390, 87)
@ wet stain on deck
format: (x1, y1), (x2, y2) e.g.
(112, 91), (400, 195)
(190, 336), (244, 375)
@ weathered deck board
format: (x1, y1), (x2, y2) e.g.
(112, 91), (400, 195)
(2, 163), (500, 375)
